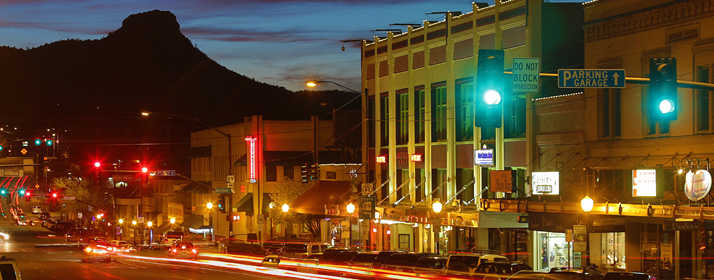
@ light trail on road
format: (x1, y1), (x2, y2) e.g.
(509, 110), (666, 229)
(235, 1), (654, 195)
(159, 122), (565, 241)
(119, 254), (358, 280)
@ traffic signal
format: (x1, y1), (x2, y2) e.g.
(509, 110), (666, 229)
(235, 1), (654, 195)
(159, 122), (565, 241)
(475, 49), (505, 128)
(300, 164), (309, 183)
(18, 189), (25, 196)
(51, 192), (58, 199)
(25, 191), (31, 201)
(141, 167), (148, 173)
(649, 57), (677, 121)
(45, 139), (53, 146)
(93, 161), (101, 168)
(310, 163), (319, 181)
(34, 139), (42, 146)
(0, 144), (3, 151)
(217, 197), (226, 213)
(0, 189), (6, 196)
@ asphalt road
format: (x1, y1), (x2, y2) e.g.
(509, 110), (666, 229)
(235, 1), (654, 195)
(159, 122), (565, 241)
(0, 222), (289, 280)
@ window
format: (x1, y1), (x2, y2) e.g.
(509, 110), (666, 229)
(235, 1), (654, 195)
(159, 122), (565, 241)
(380, 93), (389, 145)
(431, 84), (447, 141)
(366, 63), (375, 80)
(396, 89), (408, 145)
(429, 46), (446, 65)
(456, 168), (474, 202)
(413, 51), (425, 69)
(368, 95), (375, 147)
(598, 89), (621, 138)
(432, 169), (447, 201)
(326, 171), (337, 179)
(394, 55), (408, 73)
(266, 165), (277, 182)
(415, 168), (424, 202)
(414, 87), (425, 143)
(379, 60), (388, 77)
(454, 39), (473, 60)
(696, 65), (711, 131)
(479, 34), (495, 49)
(284, 165), (294, 180)
(503, 25), (526, 49)
(456, 79), (474, 141)
(504, 94), (527, 138)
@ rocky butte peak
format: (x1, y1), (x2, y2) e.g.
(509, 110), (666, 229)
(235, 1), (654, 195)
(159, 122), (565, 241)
(115, 10), (181, 37)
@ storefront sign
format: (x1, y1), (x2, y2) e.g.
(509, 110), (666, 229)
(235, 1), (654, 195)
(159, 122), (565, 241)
(685, 169), (712, 201)
(632, 169), (656, 197)
(490, 170), (513, 193)
(474, 149), (494, 166)
(531, 172), (559, 195)
(245, 136), (257, 183)
(572, 225), (587, 252)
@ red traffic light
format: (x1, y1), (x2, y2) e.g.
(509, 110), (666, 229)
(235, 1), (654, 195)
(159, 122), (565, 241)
(25, 191), (31, 197)
(141, 167), (148, 173)
(93, 161), (101, 168)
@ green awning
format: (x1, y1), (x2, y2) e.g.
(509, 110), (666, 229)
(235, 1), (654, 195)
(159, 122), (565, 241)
(236, 193), (253, 216)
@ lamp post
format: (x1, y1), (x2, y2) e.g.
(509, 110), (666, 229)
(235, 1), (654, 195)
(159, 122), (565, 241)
(346, 203), (355, 248)
(206, 202), (215, 242)
(147, 221), (153, 245)
(281, 204), (289, 241)
(118, 218), (124, 240)
(131, 220), (137, 246)
(432, 201), (443, 255)
(580, 196), (594, 268)
(169, 217), (176, 231)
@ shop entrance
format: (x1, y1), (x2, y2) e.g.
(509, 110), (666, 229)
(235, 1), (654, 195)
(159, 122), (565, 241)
(534, 231), (573, 272)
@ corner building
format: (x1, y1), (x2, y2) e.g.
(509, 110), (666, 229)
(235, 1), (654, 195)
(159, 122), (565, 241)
(360, 0), (582, 256)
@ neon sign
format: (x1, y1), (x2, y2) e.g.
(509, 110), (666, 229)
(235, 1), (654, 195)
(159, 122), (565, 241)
(245, 136), (257, 183)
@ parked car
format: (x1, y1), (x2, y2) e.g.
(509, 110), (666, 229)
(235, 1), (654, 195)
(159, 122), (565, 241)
(603, 272), (654, 280)
(319, 248), (357, 264)
(349, 252), (379, 268)
(445, 253), (510, 275)
(412, 256), (448, 276)
(282, 242), (329, 258)
(0, 256), (22, 280)
(380, 253), (435, 272)
(373, 251), (403, 268)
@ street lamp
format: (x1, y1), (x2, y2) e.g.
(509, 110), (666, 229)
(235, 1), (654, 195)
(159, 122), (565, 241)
(147, 221), (153, 228)
(118, 218), (124, 225)
(169, 217), (176, 225)
(206, 202), (215, 242)
(346, 203), (356, 248)
(131, 220), (137, 226)
(432, 201), (443, 214)
(147, 221), (154, 245)
(140, 111), (150, 117)
(431, 201), (443, 255)
(281, 203), (290, 213)
(581, 196), (594, 213)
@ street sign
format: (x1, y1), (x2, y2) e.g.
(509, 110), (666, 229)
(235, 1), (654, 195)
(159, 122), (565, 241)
(215, 187), (233, 194)
(573, 225), (587, 252)
(361, 183), (374, 195)
(474, 149), (494, 166)
(359, 195), (376, 220)
(154, 170), (176, 176)
(227, 175), (235, 184)
(558, 69), (625, 88)
(512, 58), (540, 92)
(531, 171), (559, 195)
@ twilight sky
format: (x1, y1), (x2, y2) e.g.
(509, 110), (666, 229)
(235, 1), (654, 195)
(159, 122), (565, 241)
(0, 0), (579, 91)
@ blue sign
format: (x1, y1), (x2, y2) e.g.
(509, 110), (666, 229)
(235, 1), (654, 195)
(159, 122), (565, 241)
(474, 149), (494, 166)
(558, 69), (625, 88)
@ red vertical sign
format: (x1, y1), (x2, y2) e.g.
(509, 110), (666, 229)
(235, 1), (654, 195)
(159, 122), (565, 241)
(245, 136), (257, 183)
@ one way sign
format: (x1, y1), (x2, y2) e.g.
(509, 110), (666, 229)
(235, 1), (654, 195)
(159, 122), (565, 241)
(558, 69), (625, 88)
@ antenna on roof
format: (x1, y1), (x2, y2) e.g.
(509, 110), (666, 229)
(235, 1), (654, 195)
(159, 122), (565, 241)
(372, 28), (403, 34)
(425, 11), (462, 16)
(390, 23), (421, 28)
(340, 39), (370, 52)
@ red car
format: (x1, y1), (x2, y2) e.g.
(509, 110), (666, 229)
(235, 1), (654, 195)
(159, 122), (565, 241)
(168, 241), (198, 259)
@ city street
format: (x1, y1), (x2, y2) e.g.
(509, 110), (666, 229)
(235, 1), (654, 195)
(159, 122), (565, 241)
(0, 223), (301, 280)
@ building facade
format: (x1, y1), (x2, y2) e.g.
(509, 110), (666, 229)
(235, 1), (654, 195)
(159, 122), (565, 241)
(360, 0), (582, 255)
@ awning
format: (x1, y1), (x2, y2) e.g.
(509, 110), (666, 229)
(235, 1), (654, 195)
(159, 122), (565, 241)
(292, 181), (353, 215)
(236, 193), (253, 216)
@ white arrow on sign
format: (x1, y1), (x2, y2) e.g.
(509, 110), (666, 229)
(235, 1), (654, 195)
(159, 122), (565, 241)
(612, 72), (620, 87)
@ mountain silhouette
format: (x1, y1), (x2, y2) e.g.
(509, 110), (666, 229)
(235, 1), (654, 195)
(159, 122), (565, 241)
(0, 10), (359, 173)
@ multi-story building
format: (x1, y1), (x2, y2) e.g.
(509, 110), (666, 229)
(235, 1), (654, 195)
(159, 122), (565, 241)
(191, 115), (358, 242)
(482, 0), (714, 277)
(360, 0), (582, 255)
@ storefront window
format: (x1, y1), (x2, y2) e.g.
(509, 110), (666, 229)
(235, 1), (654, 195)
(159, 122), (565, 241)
(534, 231), (573, 272)
(601, 232), (626, 270)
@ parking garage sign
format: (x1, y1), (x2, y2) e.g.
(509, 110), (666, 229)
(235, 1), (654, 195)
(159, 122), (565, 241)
(558, 69), (625, 88)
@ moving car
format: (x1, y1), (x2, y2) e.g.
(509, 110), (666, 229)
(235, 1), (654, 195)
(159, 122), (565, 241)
(82, 241), (115, 263)
(168, 241), (198, 259)
(109, 240), (135, 253)
(603, 272), (654, 280)
(261, 255), (281, 268)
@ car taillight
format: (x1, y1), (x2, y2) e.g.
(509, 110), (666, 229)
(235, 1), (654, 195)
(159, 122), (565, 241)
(84, 247), (93, 253)
(192, 249), (197, 254)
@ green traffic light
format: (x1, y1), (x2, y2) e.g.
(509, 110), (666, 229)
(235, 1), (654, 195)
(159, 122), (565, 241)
(659, 99), (675, 114)
(46, 140), (53, 146)
(19, 189), (25, 196)
(34, 139), (42, 146)
(0, 189), (6, 196)
(483, 89), (502, 105)
(0, 145), (3, 151)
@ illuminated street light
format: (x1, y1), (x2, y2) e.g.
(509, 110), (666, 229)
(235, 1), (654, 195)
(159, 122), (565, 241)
(131, 220), (137, 226)
(147, 221), (153, 228)
(206, 202), (214, 210)
(140, 111), (151, 117)
(432, 201), (443, 214)
(678, 168), (684, 175)
(269, 202), (275, 209)
(141, 167), (148, 173)
(118, 218), (124, 225)
(281, 203), (290, 213)
(346, 203), (356, 214)
(169, 217), (176, 225)
(581, 196), (594, 213)
(96, 214), (103, 220)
